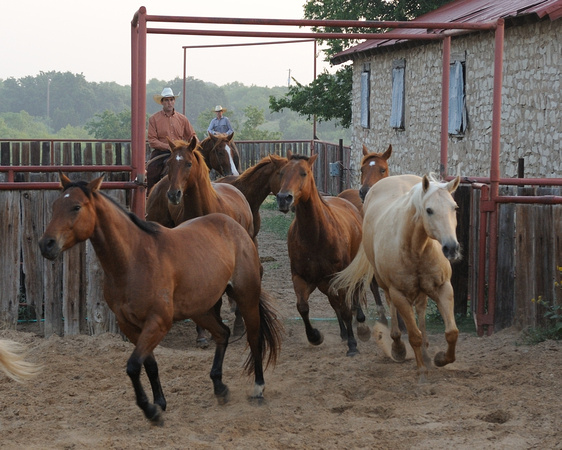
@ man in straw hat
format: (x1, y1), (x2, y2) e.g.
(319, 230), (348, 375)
(146, 87), (197, 193)
(207, 105), (234, 135)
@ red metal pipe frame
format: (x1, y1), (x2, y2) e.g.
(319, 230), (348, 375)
(440, 36), (451, 179)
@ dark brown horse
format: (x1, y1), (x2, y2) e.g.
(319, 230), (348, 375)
(39, 173), (282, 424)
(273, 151), (363, 356)
(216, 154), (289, 237)
(199, 132), (241, 180)
(338, 144), (392, 213)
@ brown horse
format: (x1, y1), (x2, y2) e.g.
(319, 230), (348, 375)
(146, 137), (254, 240)
(146, 137), (255, 343)
(338, 144), (393, 327)
(39, 173), (282, 424)
(0, 340), (41, 383)
(337, 144), (392, 213)
(273, 151), (363, 356)
(332, 174), (461, 381)
(215, 154), (289, 237)
(199, 132), (241, 180)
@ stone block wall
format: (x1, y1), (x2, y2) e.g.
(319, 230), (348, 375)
(348, 19), (560, 185)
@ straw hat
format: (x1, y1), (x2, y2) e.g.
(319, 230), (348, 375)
(153, 87), (180, 104)
(214, 105), (227, 113)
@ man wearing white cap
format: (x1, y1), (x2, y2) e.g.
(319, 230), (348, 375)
(146, 87), (197, 193)
(207, 105), (234, 135)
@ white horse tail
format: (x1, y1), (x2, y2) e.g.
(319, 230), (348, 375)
(0, 339), (41, 383)
(331, 243), (374, 309)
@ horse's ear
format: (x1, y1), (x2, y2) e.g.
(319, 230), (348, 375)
(362, 145), (369, 156)
(59, 172), (72, 189)
(227, 132), (234, 141)
(166, 137), (175, 150)
(88, 174), (105, 193)
(287, 150), (293, 159)
(382, 144), (392, 160)
(447, 176), (461, 193)
(422, 174), (430, 193)
(308, 153), (318, 166)
(188, 135), (198, 150)
(208, 131), (213, 138)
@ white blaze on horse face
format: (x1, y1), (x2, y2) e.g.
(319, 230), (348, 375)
(225, 145), (239, 176)
(175, 154), (184, 161)
(369, 161), (376, 166)
(64, 193), (70, 198)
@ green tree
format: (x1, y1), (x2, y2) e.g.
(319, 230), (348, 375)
(85, 109), (133, 139)
(270, 0), (451, 128)
(238, 106), (281, 140)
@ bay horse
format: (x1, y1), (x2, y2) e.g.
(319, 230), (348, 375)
(274, 151), (363, 356)
(146, 137), (255, 343)
(0, 339), (41, 382)
(199, 132), (241, 180)
(215, 154), (289, 237)
(337, 144), (392, 213)
(331, 174), (461, 381)
(338, 144), (393, 327)
(39, 173), (282, 424)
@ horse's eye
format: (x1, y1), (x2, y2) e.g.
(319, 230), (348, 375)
(426, 208), (434, 215)
(381, 168), (386, 174)
(73, 205), (81, 212)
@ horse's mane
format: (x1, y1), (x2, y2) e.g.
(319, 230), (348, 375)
(62, 180), (161, 235)
(236, 154), (285, 184)
(409, 173), (448, 220)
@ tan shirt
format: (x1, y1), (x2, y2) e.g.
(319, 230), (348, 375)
(147, 110), (197, 151)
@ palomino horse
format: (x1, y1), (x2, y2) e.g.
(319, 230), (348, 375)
(39, 174), (282, 424)
(274, 151), (363, 356)
(146, 137), (255, 343)
(216, 154), (289, 237)
(337, 144), (392, 212)
(338, 144), (393, 327)
(199, 132), (240, 180)
(332, 174), (461, 380)
(0, 339), (41, 382)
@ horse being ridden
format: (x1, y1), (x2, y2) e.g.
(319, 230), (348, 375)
(146, 137), (255, 343)
(216, 154), (289, 237)
(332, 174), (461, 380)
(273, 151), (363, 356)
(39, 173), (282, 424)
(199, 132), (241, 180)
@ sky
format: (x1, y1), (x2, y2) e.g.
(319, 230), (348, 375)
(0, 0), (333, 88)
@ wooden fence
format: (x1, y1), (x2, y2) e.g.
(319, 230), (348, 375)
(0, 139), (559, 337)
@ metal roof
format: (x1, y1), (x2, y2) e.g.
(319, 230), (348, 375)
(331, 0), (562, 64)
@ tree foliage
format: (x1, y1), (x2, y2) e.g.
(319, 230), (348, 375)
(270, 0), (451, 128)
(85, 109), (134, 139)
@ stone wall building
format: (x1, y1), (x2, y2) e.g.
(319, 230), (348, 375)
(332, 0), (561, 184)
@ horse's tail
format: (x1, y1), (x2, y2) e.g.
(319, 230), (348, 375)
(0, 339), (41, 383)
(243, 290), (284, 375)
(331, 243), (374, 309)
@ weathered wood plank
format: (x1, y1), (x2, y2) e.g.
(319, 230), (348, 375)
(0, 191), (21, 327)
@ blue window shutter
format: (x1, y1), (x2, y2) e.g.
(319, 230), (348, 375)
(390, 63), (405, 129)
(448, 60), (466, 135)
(361, 71), (370, 128)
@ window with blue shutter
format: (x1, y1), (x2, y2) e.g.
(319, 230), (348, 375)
(390, 59), (406, 129)
(448, 58), (467, 135)
(360, 65), (370, 129)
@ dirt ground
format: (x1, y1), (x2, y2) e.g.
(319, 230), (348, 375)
(1, 211), (561, 449)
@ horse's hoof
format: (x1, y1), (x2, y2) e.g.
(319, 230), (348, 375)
(391, 343), (407, 362)
(307, 329), (324, 346)
(146, 404), (164, 426)
(357, 323), (371, 342)
(196, 338), (209, 349)
(434, 351), (452, 367)
(346, 348), (359, 357)
(216, 386), (230, 405)
(356, 310), (366, 323)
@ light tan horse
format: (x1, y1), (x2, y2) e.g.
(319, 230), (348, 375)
(332, 174), (461, 380)
(0, 339), (41, 382)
